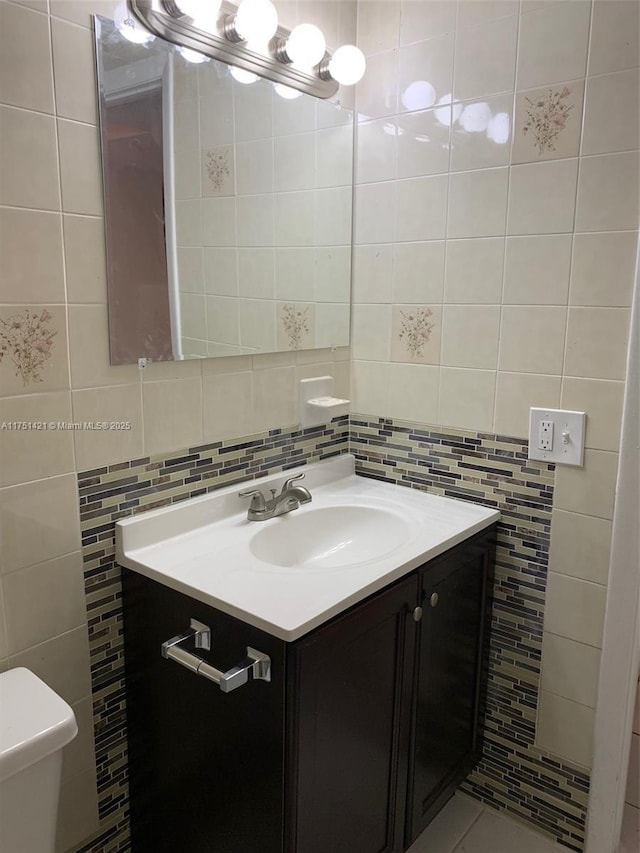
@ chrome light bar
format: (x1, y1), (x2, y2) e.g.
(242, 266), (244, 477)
(129, 0), (340, 98)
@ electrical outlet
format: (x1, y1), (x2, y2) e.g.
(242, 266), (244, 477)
(529, 408), (586, 466)
(538, 420), (554, 451)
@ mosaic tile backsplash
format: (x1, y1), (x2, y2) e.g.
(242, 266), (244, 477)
(74, 417), (349, 852)
(76, 414), (589, 852)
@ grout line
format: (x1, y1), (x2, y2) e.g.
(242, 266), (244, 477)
(435, 0), (459, 430)
(0, 203), (102, 219)
(541, 684), (599, 712)
(2, 0), (49, 15)
(6, 621), (89, 662)
(1, 98), (97, 129)
(559, 0), (595, 400)
(46, 0), (79, 480)
(0, 99), (56, 120)
(492, 0), (524, 434)
(0, 547), (83, 578)
(547, 566), (611, 591)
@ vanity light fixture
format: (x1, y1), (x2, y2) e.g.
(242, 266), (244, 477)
(127, 0), (366, 98)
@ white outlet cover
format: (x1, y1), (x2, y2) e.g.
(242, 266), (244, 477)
(528, 408), (586, 466)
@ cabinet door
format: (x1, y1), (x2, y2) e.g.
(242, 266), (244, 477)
(406, 535), (490, 844)
(123, 571), (287, 853)
(289, 575), (419, 853)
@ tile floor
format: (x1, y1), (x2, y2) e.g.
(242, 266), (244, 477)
(407, 793), (576, 853)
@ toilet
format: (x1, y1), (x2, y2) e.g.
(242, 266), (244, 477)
(0, 667), (78, 853)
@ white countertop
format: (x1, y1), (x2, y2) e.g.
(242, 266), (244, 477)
(116, 454), (499, 641)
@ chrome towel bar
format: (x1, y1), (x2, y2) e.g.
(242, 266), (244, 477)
(161, 618), (271, 693)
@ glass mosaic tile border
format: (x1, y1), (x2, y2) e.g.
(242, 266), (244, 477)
(74, 413), (590, 852)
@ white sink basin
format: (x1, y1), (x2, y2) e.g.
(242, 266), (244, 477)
(116, 454), (499, 641)
(249, 504), (410, 570)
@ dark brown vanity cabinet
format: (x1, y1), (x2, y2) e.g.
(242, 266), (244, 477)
(406, 533), (491, 846)
(122, 525), (494, 853)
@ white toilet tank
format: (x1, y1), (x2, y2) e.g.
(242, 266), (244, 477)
(0, 667), (78, 853)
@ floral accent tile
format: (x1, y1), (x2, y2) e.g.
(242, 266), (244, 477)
(0, 306), (69, 395)
(512, 79), (584, 164)
(523, 87), (573, 153)
(391, 305), (441, 364)
(201, 145), (234, 197)
(277, 303), (315, 351)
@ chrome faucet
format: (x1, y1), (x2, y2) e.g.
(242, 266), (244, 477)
(239, 473), (312, 521)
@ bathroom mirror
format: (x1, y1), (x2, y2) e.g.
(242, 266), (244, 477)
(94, 16), (353, 364)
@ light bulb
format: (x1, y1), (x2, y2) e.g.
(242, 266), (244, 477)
(274, 83), (302, 100)
(327, 45), (365, 86)
(172, 0), (222, 31)
(177, 46), (209, 64)
(234, 0), (278, 45)
(230, 65), (259, 84)
(114, 0), (154, 44)
(285, 24), (326, 68)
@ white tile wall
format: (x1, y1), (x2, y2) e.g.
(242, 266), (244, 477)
(537, 690), (595, 768)
(0, 3), (637, 846)
(576, 152), (640, 233)
(441, 305), (501, 369)
(396, 174), (448, 240)
(454, 15), (518, 101)
(544, 571), (607, 648)
(503, 235), (572, 304)
(588, 0), (640, 76)
(549, 509), (612, 585)
(570, 232), (637, 307)
(507, 159), (578, 235)
(540, 633), (601, 707)
(352, 0), (637, 450)
(444, 238), (504, 303)
(400, 0), (456, 46)
(352, 0), (639, 776)
(582, 69), (640, 156)
(393, 241), (445, 303)
(517, 1), (591, 89)
(448, 168), (509, 238)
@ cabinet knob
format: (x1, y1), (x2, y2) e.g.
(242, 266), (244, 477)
(412, 606), (423, 622)
(429, 593), (439, 608)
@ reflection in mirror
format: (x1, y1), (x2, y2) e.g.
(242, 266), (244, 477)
(94, 16), (354, 365)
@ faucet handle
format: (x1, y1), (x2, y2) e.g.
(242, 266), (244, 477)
(238, 489), (267, 511)
(281, 472), (305, 491)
